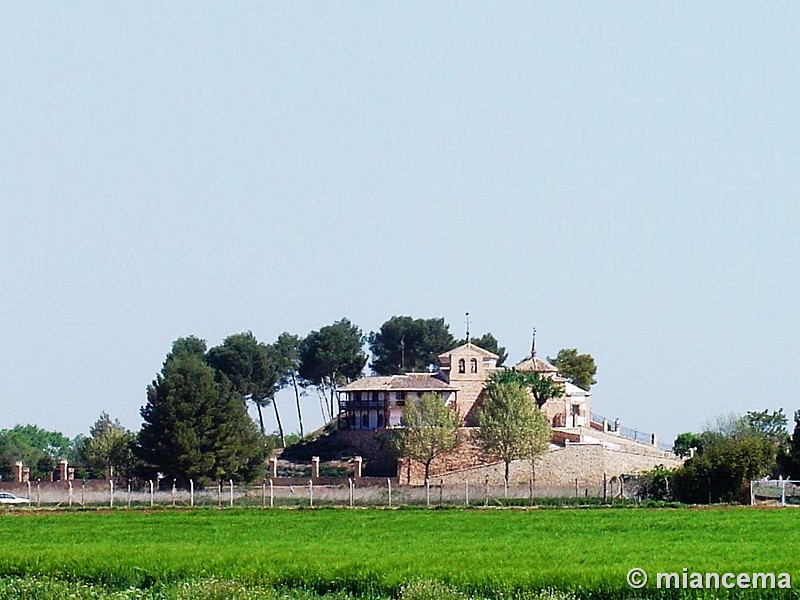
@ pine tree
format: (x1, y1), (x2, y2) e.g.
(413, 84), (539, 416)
(136, 337), (266, 486)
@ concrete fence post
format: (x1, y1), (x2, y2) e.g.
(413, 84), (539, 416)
(68, 481), (73, 507)
(217, 482), (222, 508)
(59, 460), (69, 482)
(269, 457), (278, 479)
(387, 478), (392, 508)
(269, 479), (274, 508)
(229, 479), (234, 507)
(172, 480), (176, 508)
(261, 481), (266, 509)
(425, 478), (430, 507)
(439, 479), (444, 506)
(311, 456), (320, 481)
(109, 480), (114, 509)
(149, 480), (154, 507)
(14, 461), (23, 483)
(308, 479), (313, 508)
(354, 456), (363, 481)
(348, 478), (354, 508)
(37, 480), (41, 508)
(190, 479), (194, 508)
(127, 482), (132, 509)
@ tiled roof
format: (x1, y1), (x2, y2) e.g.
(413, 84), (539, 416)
(514, 356), (559, 373)
(438, 342), (499, 360)
(339, 374), (455, 392)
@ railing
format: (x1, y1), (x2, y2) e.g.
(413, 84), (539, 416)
(590, 413), (674, 452)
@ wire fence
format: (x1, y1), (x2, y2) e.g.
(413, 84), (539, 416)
(0, 476), (640, 510)
(751, 479), (800, 506)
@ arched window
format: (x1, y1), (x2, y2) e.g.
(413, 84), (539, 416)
(377, 412), (385, 428)
(458, 358), (466, 373)
(470, 358), (478, 373)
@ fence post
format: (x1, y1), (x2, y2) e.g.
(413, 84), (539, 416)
(269, 479), (274, 508)
(27, 480), (31, 502)
(439, 479), (444, 506)
(484, 474), (489, 507)
(309, 479), (313, 508)
(348, 478), (354, 508)
(218, 482), (222, 508)
(529, 477), (533, 504)
(68, 481), (73, 508)
(108, 480), (113, 509)
(127, 481), (132, 509)
(603, 473), (608, 504)
(149, 480), (154, 507)
(82, 480), (86, 506)
(261, 480), (266, 509)
(387, 478), (392, 508)
(425, 478), (430, 508)
(190, 479), (194, 508)
(574, 478), (579, 499)
(465, 480), (469, 506)
(750, 480), (755, 506)
(37, 480), (41, 508)
(229, 479), (234, 508)
(172, 480), (176, 508)
(781, 479), (787, 507)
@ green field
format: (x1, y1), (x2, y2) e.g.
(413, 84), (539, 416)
(0, 507), (798, 599)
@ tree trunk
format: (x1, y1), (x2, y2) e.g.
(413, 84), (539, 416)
(291, 371), (304, 437)
(504, 461), (510, 498)
(272, 397), (285, 448)
(255, 402), (266, 436)
(317, 387), (330, 423)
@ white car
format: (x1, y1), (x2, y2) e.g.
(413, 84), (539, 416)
(0, 492), (30, 505)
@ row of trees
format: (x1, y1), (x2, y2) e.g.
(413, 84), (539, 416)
(0, 415), (134, 481)
(637, 409), (800, 504)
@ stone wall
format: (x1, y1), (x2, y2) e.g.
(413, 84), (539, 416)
(403, 434), (684, 487)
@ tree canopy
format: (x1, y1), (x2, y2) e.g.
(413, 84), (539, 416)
(391, 392), (459, 483)
(548, 348), (597, 391)
(489, 369), (564, 409)
(300, 318), (367, 422)
(136, 337), (267, 485)
(77, 412), (136, 479)
(476, 378), (550, 492)
(207, 331), (279, 435)
(369, 316), (455, 375)
(671, 411), (788, 503)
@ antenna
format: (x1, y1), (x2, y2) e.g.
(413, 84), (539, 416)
(465, 312), (471, 342)
(531, 327), (537, 358)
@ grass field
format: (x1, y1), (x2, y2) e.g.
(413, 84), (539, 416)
(0, 506), (798, 599)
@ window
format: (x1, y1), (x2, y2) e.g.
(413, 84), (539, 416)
(371, 391), (379, 403)
(361, 413), (369, 428)
(470, 358), (478, 373)
(396, 400), (405, 407)
(377, 412), (384, 428)
(458, 358), (466, 373)
(353, 392), (362, 402)
(396, 391), (405, 400)
(571, 404), (581, 416)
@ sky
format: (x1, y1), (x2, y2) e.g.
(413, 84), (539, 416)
(2, 4), (799, 446)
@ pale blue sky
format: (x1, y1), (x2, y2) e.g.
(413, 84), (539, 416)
(2, 4), (798, 445)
